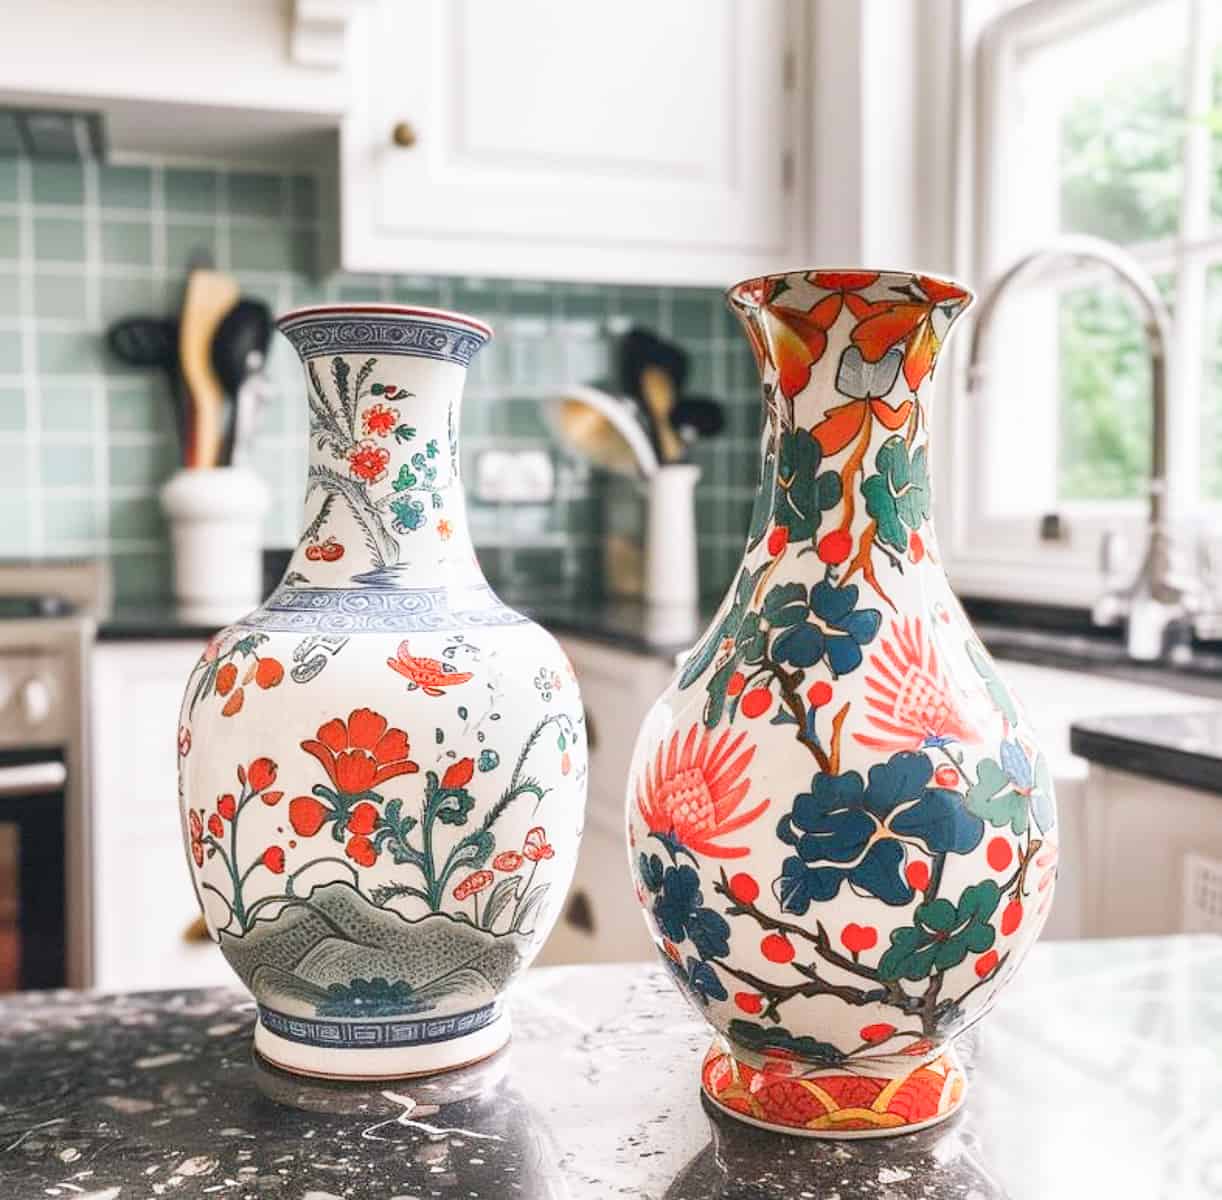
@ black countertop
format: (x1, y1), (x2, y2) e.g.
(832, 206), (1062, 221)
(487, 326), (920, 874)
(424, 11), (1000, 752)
(2, 942), (1220, 1199)
(1070, 709), (1222, 796)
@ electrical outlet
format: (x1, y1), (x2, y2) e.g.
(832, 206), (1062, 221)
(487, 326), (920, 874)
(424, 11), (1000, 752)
(473, 449), (555, 503)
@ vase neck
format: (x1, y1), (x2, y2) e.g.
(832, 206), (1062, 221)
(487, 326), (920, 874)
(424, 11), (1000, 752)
(276, 306), (492, 590)
(728, 269), (973, 576)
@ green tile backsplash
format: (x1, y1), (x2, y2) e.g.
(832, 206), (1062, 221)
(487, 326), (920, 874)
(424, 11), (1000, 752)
(0, 159), (763, 603)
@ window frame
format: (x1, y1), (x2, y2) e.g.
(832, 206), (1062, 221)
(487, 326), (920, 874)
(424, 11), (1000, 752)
(945, 0), (1219, 606)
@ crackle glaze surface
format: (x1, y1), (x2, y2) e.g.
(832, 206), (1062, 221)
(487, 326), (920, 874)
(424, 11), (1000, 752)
(626, 270), (1058, 1136)
(176, 305), (586, 1079)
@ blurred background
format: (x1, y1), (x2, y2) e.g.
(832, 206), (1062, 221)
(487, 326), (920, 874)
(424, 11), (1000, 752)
(0, 0), (1219, 996)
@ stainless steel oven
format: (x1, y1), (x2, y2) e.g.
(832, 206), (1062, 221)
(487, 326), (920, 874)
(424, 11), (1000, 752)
(0, 749), (69, 988)
(0, 562), (104, 991)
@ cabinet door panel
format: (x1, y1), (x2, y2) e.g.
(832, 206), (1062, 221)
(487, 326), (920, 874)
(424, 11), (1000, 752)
(349, 0), (798, 280)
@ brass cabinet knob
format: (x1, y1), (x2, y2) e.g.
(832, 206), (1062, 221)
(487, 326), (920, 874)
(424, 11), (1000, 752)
(391, 121), (418, 148)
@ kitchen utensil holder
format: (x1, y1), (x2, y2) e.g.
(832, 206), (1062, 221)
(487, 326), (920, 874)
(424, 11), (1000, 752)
(645, 463), (700, 612)
(160, 467), (268, 624)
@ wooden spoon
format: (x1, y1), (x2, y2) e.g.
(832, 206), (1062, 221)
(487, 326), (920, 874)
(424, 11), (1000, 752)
(640, 364), (684, 464)
(179, 269), (239, 469)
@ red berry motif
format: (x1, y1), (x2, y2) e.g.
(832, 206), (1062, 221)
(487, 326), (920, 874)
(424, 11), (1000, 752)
(260, 790), (284, 807)
(347, 802), (378, 836)
(840, 923), (877, 955)
(728, 873), (759, 905)
(986, 837), (1013, 872)
(262, 846), (285, 874)
(975, 950), (999, 978)
(735, 992), (764, 1015)
(905, 860), (931, 892)
(254, 657), (284, 689)
(740, 687), (772, 719)
(1001, 899), (1023, 936)
(934, 764), (959, 788)
(216, 794), (236, 821)
(346, 834), (377, 868)
(726, 671), (746, 698)
(816, 529), (853, 565)
(289, 795), (328, 837)
(806, 680), (833, 708)
(767, 526), (789, 556)
(761, 934), (795, 964)
(859, 1023), (896, 1044)
(207, 813), (223, 838)
(221, 687), (244, 716)
(909, 531), (925, 562)
(215, 663), (237, 696)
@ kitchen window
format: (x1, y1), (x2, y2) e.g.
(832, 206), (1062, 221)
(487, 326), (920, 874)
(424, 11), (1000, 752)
(955, 0), (1222, 604)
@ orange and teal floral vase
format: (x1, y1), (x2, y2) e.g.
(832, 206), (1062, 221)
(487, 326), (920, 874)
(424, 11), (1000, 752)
(177, 304), (586, 1080)
(625, 270), (1057, 1137)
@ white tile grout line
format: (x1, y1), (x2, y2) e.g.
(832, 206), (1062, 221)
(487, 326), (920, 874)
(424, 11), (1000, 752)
(16, 157), (43, 556)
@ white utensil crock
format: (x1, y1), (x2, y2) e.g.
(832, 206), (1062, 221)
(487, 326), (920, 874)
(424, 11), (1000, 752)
(161, 466), (268, 623)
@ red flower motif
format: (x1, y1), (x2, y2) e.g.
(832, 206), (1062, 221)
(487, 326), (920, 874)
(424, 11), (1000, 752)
(441, 758), (475, 790)
(221, 687), (244, 716)
(301, 708), (419, 795)
(453, 869), (494, 901)
(189, 811), (204, 867)
(289, 795), (328, 837)
(216, 794), (236, 821)
(262, 846), (285, 874)
(493, 850), (524, 872)
(348, 440), (390, 483)
(260, 790), (284, 807)
(177, 726), (192, 758)
(347, 802), (379, 836)
(635, 726), (766, 859)
(207, 813), (224, 838)
(850, 275), (971, 393)
(247, 757), (277, 793)
(523, 826), (553, 862)
(346, 834), (377, 868)
(361, 402), (399, 437)
(853, 618), (980, 753)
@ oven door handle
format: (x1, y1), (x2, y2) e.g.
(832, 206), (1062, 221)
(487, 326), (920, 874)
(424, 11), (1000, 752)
(0, 761), (67, 797)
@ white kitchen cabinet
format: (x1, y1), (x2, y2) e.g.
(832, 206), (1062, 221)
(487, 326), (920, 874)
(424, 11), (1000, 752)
(0, 1), (355, 164)
(535, 636), (672, 965)
(341, 0), (807, 284)
(1082, 767), (1222, 938)
(91, 641), (234, 992)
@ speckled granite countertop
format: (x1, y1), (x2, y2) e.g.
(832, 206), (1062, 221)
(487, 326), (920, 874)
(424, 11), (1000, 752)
(2, 941), (1220, 1199)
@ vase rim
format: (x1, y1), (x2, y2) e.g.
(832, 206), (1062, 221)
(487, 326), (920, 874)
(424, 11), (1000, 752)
(726, 267), (974, 309)
(276, 302), (494, 341)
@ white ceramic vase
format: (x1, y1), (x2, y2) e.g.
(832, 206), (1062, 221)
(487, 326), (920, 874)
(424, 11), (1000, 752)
(625, 270), (1058, 1137)
(177, 304), (587, 1080)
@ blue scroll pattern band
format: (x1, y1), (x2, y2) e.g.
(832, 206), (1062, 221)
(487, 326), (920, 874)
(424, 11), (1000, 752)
(278, 313), (489, 366)
(258, 1001), (500, 1049)
(241, 585), (531, 634)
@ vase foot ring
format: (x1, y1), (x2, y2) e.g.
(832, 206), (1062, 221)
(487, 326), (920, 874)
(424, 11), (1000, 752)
(700, 1040), (967, 1139)
(253, 1011), (511, 1082)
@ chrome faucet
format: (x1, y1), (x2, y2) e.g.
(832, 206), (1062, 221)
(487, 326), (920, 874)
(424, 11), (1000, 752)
(965, 234), (1209, 662)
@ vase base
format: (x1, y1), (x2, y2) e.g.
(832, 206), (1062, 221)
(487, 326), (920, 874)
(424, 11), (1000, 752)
(700, 1040), (967, 1139)
(252, 1010), (511, 1082)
